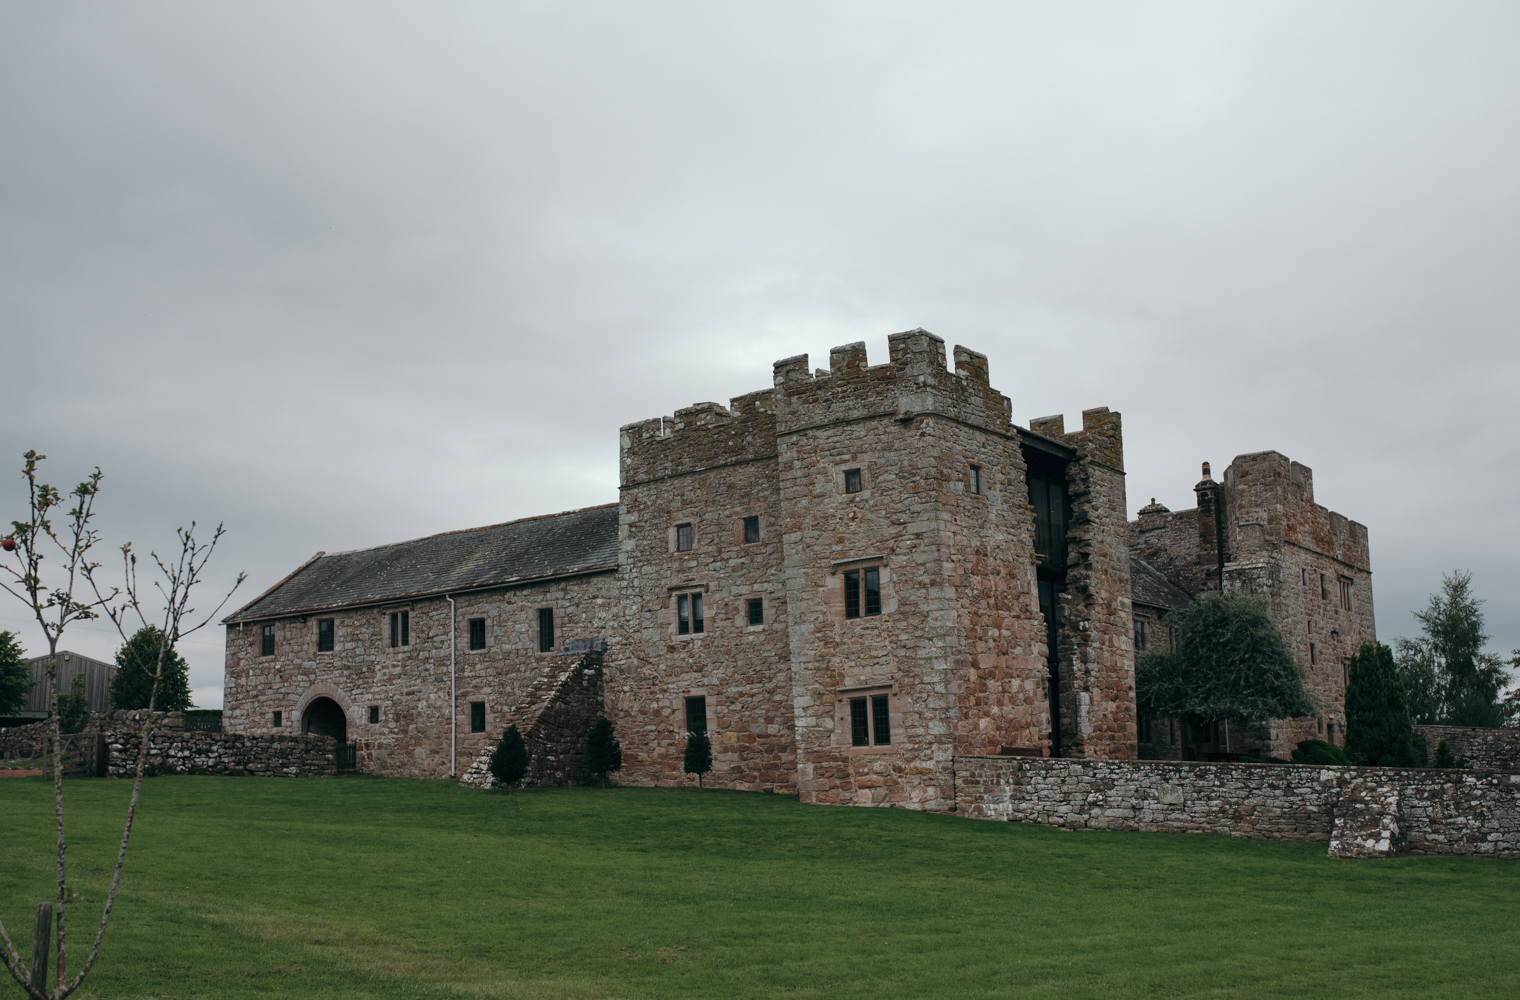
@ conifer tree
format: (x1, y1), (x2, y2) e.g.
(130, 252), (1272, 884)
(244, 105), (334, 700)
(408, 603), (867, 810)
(1432, 739), (1458, 769)
(1344, 641), (1419, 766)
(585, 716), (622, 787)
(0, 629), (30, 716)
(490, 724), (529, 793)
(683, 729), (713, 789)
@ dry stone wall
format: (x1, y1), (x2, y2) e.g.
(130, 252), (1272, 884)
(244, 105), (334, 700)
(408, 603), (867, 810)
(955, 756), (1520, 857)
(98, 711), (335, 777)
(1415, 725), (1520, 771)
(0, 719), (50, 760)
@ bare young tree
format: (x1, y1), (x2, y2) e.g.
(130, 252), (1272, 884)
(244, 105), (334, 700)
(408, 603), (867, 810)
(0, 451), (244, 999)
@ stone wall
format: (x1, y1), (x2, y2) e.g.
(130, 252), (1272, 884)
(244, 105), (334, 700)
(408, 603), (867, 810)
(1416, 725), (1520, 771)
(460, 650), (607, 788)
(0, 719), (50, 759)
(102, 725), (336, 777)
(954, 756), (1520, 857)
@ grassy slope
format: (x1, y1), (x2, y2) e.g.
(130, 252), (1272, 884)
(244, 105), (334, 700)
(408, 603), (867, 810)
(1, 776), (1516, 999)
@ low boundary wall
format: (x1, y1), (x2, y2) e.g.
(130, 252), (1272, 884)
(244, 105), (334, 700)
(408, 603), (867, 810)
(1415, 725), (1520, 771)
(954, 757), (1520, 858)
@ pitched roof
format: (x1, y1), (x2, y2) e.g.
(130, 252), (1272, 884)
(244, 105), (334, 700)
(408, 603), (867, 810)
(225, 504), (619, 623)
(1130, 555), (1193, 612)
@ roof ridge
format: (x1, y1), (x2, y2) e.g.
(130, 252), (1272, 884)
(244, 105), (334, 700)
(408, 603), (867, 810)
(319, 502), (618, 558)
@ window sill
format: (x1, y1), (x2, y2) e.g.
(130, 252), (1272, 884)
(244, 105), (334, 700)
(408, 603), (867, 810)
(842, 744), (897, 755)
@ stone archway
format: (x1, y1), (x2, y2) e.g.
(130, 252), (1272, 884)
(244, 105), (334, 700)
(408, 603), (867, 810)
(302, 696), (347, 742)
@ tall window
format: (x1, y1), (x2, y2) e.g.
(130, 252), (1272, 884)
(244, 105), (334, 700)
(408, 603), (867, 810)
(844, 568), (881, 619)
(685, 695), (708, 733)
(272, 710), (282, 728)
(368, 705), (379, 724)
(844, 469), (863, 494)
(747, 598), (764, 626)
(1339, 577), (1353, 611)
(261, 624), (275, 657)
(850, 694), (891, 746)
(538, 608), (554, 652)
(678, 593), (704, 635)
(317, 618), (334, 653)
(389, 611), (409, 648)
(1320, 573), (1327, 600)
(1310, 643), (1317, 665)
(676, 523), (693, 552)
(470, 701), (486, 733)
(1134, 619), (1147, 651)
(743, 516), (760, 544)
(1027, 465), (1068, 569)
(469, 617), (486, 651)
(969, 465), (981, 495)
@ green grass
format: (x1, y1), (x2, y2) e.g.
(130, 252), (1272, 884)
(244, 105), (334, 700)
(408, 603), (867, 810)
(1, 776), (1517, 999)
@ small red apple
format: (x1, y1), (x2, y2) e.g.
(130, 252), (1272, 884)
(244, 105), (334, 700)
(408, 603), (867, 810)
(1, 537), (15, 552)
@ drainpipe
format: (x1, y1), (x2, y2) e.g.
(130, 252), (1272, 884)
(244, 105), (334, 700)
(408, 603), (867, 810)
(447, 595), (456, 777)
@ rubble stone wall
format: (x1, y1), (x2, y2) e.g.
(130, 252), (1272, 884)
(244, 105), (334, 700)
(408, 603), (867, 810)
(102, 727), (336, 777)
(461, 651), (607, 788)
(954, 756), (1520, 857)
(1416, 725), (1520, 771)
(0, 719), (50, 759)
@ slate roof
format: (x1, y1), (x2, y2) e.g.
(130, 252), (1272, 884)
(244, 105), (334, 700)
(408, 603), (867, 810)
(226, 504), (620, 623)
(1130, 555), (1193, 612)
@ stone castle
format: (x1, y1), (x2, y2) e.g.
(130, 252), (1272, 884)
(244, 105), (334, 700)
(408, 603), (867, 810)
(222, 331), (1375, 808)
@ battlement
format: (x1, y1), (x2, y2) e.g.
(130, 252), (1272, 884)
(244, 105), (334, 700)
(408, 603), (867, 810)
(620, 388), (778, 487)
(1025, 408), (1125, 472)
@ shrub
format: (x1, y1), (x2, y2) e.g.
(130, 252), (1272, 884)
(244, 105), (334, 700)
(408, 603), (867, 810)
(57, 673), (90, 734)
(683, 730), (713, 789)
(585, 717), (622, 787)
(1292, 740), (1351, 766)
(490, 724), (529, 792)
(1344, 641), (1419, 766)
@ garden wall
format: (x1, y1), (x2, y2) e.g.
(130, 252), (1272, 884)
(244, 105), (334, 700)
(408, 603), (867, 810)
(1415, 725), (1520, 771)
(100, 710), (336, 777)
(0, 719), (50, 759)
(953, 757), (1520, 858)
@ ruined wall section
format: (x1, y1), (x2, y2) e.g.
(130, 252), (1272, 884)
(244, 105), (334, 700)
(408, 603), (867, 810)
(777, 331), (1049, 811)
(223, 571), (617, 779)
(614, 389), (795, 792)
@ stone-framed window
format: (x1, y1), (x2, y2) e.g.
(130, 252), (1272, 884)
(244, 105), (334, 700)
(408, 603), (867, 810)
(368, 705), (379, 724)
(1338, 577), (1353, 611)
(684, 695), (708, 733)
(675, 522), (693, 552)
(272, 710), (282, 728)
(1134, 618), (1147, 651)
(469, 701), (486, 733)
(747, 597), (764, 627)
(538, 608), (555, 653)
(317, 618), (334, 653)
(844, 567), (881, 619)
(469, 617), (486, 651)
(389, 611), (410, 648)
(743, 515), (760, 544)
(968, 464), (982, 495)
(844, 468), (863, 494)
(677, 591), (705, 635)
(261, 624), (275, 657)
(835, 686), (896, 753)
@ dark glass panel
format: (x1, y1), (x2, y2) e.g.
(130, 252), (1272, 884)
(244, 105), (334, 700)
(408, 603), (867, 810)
(744, 516), (760, 544)
(864, 567), (881, 616)
(844, 570), (860, 619)
(676, 523), (693, 551)
(538, 608), (554, 652)
(850, 698), (869, 746)
(748, 598), (764, 626)
(872, 694), (891, 745)
(685, 695), (707, 733)
(844, 469), (862, 494)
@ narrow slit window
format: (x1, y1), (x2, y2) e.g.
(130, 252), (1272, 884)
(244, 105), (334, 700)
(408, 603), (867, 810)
(272, 710), (282, 728)
(1320, 573), (1327, 600)
(685, 695), (708, 733)
(743, 515), (760, 544)
(969, 465), (981, 495)
(538, 608), (554, 652)
(469, 617), (486, 651)
(871, 694), (891, 745)
(676, 523), (693, 552)
(470, 701), (486, 733)
(368, 705), (379, 724)
(1310, 642), (1316, 665)
(317, 618), (334, 652)
(850, 698), (870, 746)
(390, 611), (410, 647)
(844, 468), (862, 494)
(261, 624), (275, 657)
(747, 598), (764, 626)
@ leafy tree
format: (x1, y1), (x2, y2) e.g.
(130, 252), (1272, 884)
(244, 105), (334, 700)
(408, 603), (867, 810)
(1395, 571), (1510, 726)
(1136, 593), (1317, 736)
(585, 717), (622, 787)
(0, 629), (31, 716)
(110, 626), (193, 712)
(1292, 739), (1351, 765)
(1343, 641), (1418, 766)
(683, 729), (713, 789)
(56, 674), (90, 735)
(490, 724), (529, 792)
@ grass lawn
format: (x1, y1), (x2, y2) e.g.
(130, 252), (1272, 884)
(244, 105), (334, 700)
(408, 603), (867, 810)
(1, 776), (1517, 999)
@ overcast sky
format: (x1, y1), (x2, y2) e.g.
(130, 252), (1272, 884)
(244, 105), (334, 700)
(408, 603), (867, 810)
(2, 2), (1517, 708)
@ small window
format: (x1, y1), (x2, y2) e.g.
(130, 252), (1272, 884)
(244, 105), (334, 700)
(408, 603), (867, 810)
(261, 624), (275, 657)
(1301, 568), (1308, 586)
(1310, 642), (1316, 665)
(1134, 619), (1147, 651)
(1317, 717), (1324, 735)
(317, 618), (334, 653)
(389, 611), (410, 647)
(469, 617), (486, 651)
(685, 695), (708, 733)
(368, 705), (379, 724)
(676, 523), (693, 552)
(849, 694), (891, 746)
(272, 710), (282, 728)
(743, 516), (760, 544)
(538, 608), (554, 653)
(1342, 659), (1350, 688)
(747, 598), (764, 626)
(1339, 577), (1353, 611)
(678, 593), (704, 635)
(470, 701), (486, 733)
(844, 469), (863, 494)
(1320, 573), (1327, 600)
(844, 567), (881, 619)
(969, 465), (981, 495)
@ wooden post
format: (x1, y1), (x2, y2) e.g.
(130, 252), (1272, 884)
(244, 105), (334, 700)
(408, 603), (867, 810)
(30, 901), (52, 996)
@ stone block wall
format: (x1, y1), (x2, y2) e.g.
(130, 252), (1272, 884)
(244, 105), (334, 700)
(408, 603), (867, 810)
(1415, 725), (1520, 771)
(461, 650), (607, 788)
(954, 756), (1520, 857)
(101, 720), (336, 777)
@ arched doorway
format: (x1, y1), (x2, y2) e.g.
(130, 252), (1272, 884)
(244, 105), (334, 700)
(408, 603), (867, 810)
(303, 696), (347, 742)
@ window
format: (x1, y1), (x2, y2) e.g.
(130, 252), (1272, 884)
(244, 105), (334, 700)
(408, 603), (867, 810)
(1339, 577), (1353, 611)
(969, 465), (981, 495)
(1302, 568), (1308, 586)
(678, 592), (704, 635)
(1139, 716), (1154, 743)
(470, 701), (486, 733)
(1027, 463), (1068, 568)
(469, 617), (486, 651)
(844, 468), (862, 494)
(1320, 573), (1327, 600)
(844, 567), (881, 619)
(261, 624), (275, 657)
(1310, 643), (1316, 665)
(317, 618), (334, 653)
(685, 695), (708, 733)
(1342, 659), (1350, 688)
(747, 598), (764, 626)
(849, 694), (891, 746)
(389, 611), (410, 647)
(676, 523), (693, 552)
(272, 710), (282, 728)
(743, 516), (760, 544)
(1134, 619), (1147, 651)
(368, 705), (379, 724)
(538, 608), (554, 652)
